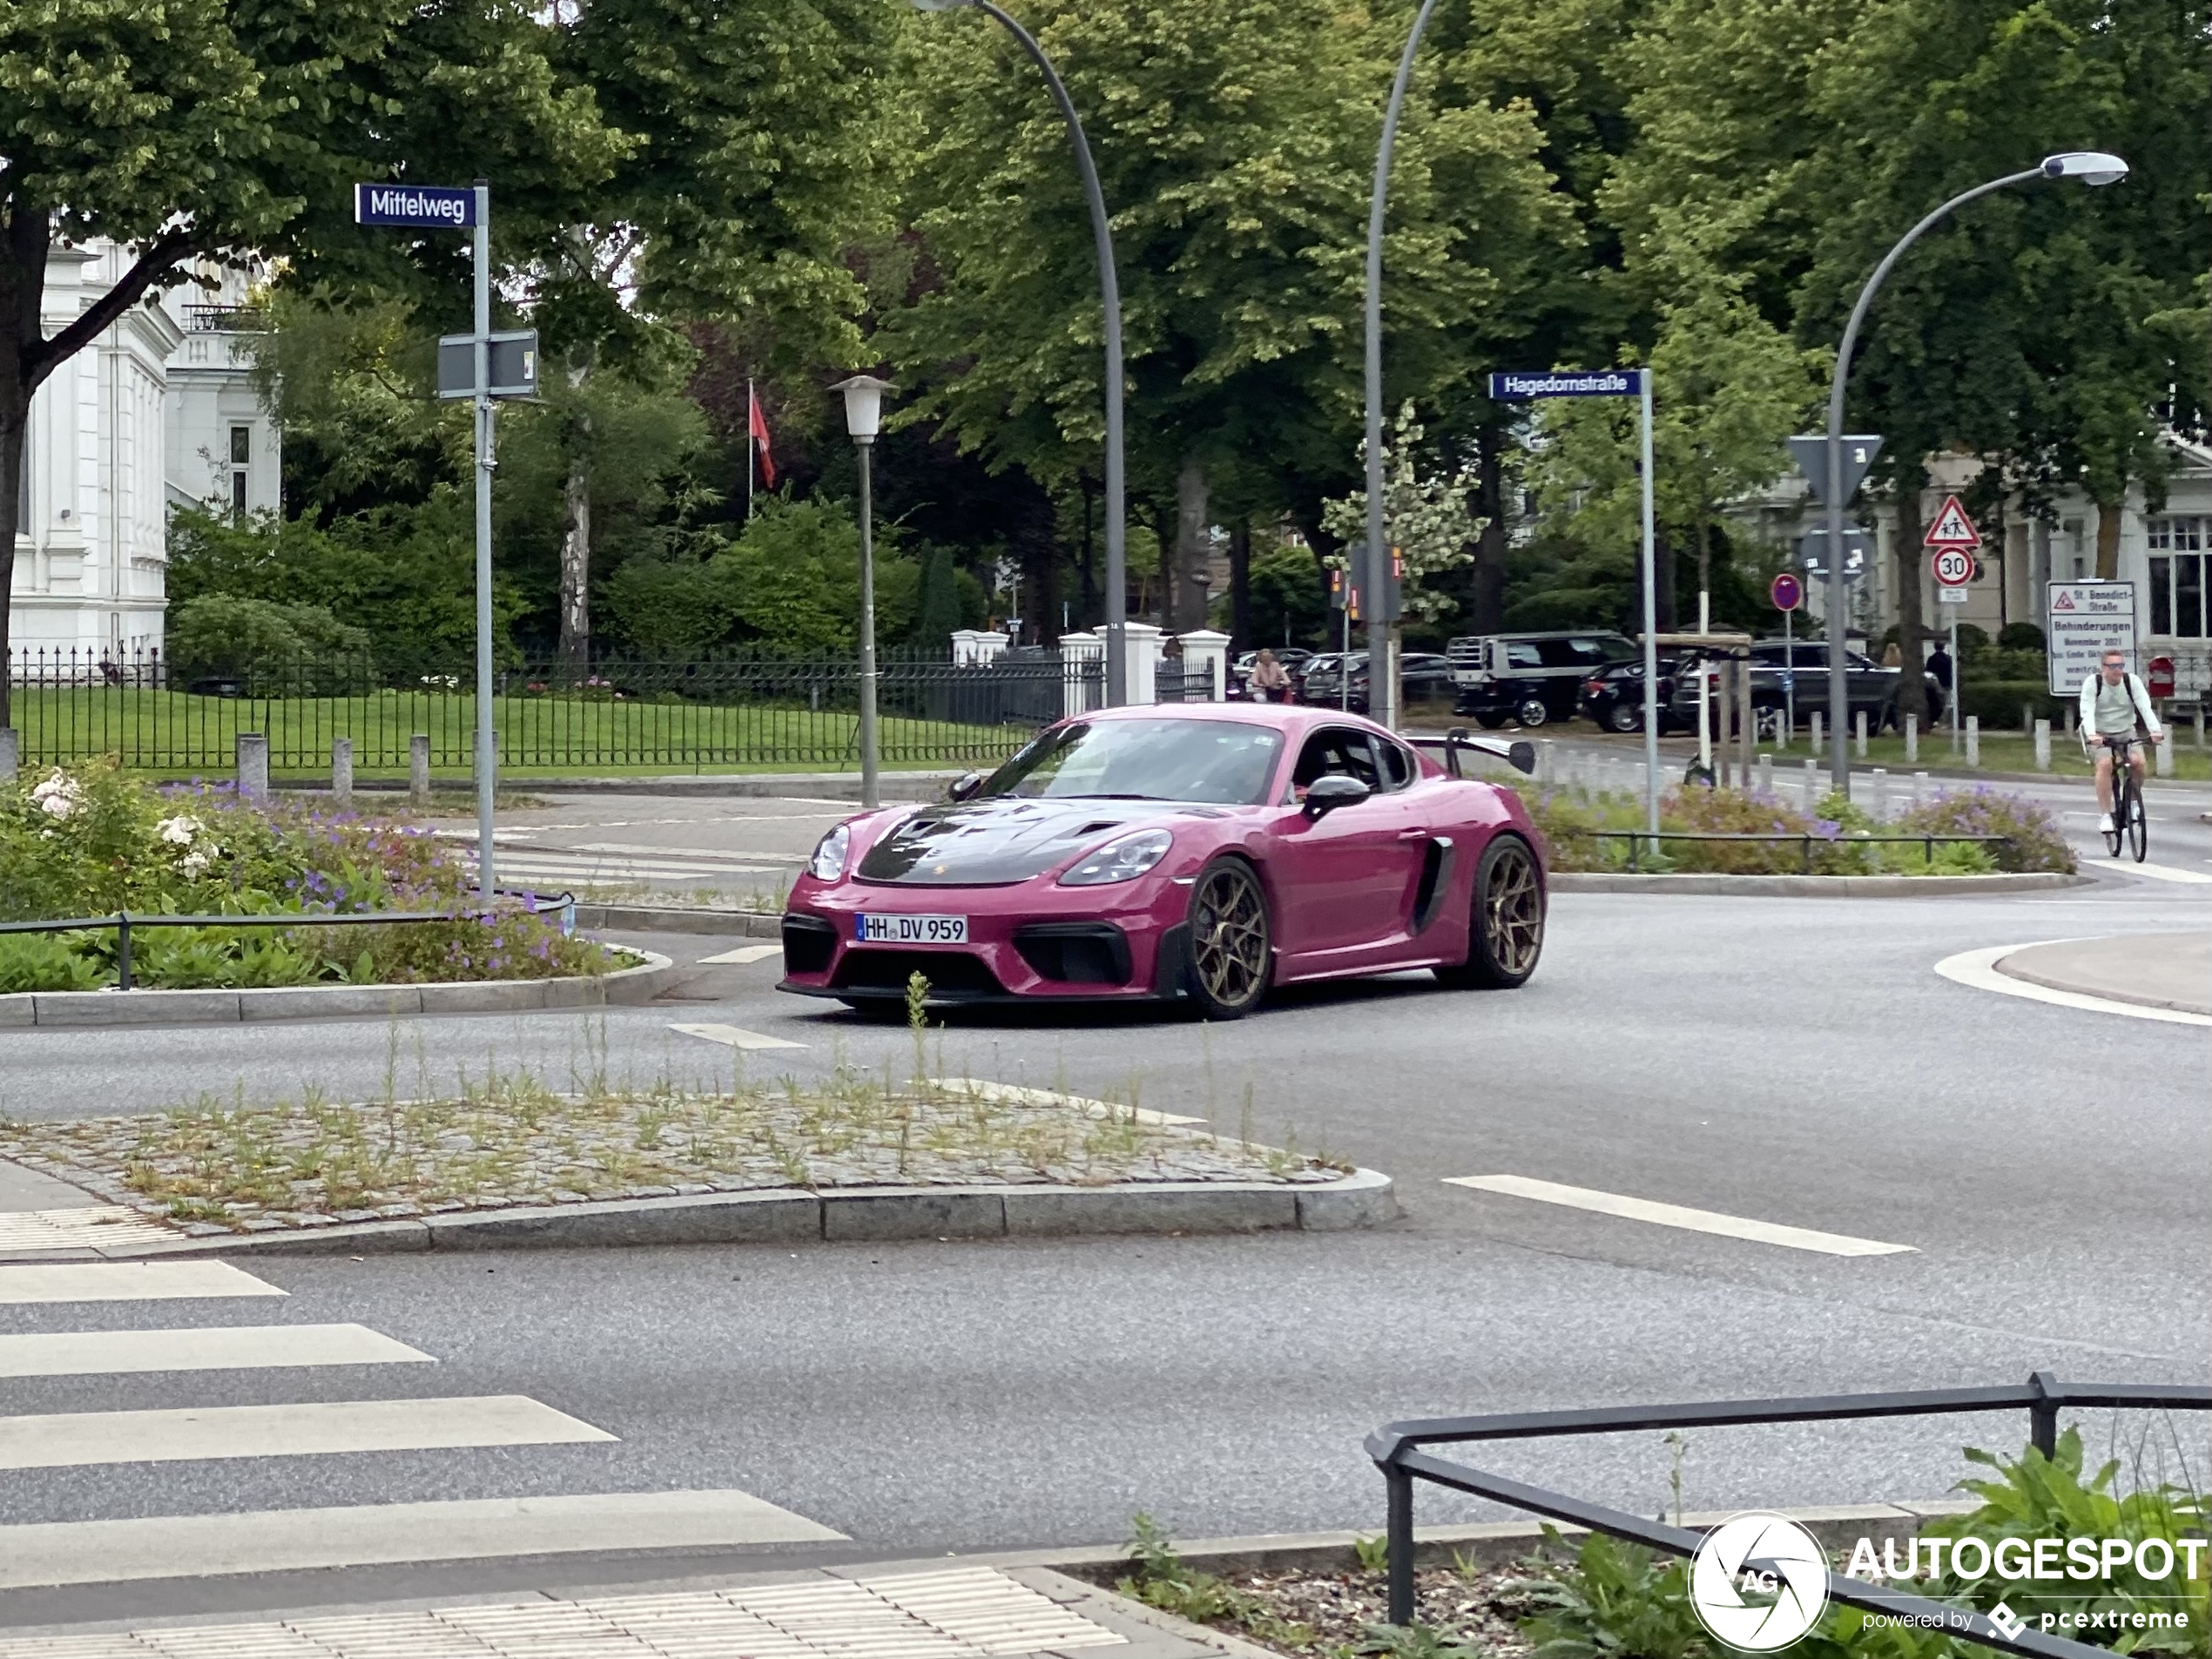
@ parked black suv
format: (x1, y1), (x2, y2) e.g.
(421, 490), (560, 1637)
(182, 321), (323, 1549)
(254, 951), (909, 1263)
(1449, 631), (1639, 728)
(1663, 641), (1941, 731)
(1578, 658), (1685, 732)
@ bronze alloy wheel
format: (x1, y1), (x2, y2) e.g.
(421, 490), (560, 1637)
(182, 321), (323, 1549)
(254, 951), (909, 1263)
(1186, 859), (1271, 1019)
(1482, 838), (1543, 975)
(1435, 833), (1544, 990)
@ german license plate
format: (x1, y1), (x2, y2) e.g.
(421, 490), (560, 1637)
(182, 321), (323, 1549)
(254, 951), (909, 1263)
(855, 914), (968, 945)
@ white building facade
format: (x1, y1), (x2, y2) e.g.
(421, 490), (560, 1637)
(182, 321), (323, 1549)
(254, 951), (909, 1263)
(8, 246), (278, 664)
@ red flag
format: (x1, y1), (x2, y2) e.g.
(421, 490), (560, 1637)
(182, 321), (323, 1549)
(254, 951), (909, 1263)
(748, 385), (776, 489)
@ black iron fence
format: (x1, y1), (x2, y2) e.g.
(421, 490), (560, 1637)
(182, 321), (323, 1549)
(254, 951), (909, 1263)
(1369, 1372), (2212, 1657)
(6, 647), (1103, 775)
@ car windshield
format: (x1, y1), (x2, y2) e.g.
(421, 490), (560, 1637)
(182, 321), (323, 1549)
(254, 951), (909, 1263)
(979, 718), (1285, 806)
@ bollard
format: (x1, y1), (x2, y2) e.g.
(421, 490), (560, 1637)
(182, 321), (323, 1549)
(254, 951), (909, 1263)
(1757, 752), (1772, 795)
(1534, 739), (1555, 785)
(0, 727), (15, 785)
(2156, 731), (2170, 777)
(1870, 767), (1889, 823)
(1853, 710), (1868, 758)
(236, 732), (269, 804)
(1811, 710), (1824, 756)
(1965, 714), (1980, 768)
(1802, 757), (1819, 806)
(409, 733), (432, 806)
(2195, 704), (2205, 750)
(2033, 718), (2051, 772)
(1904, 713), (1918, 765)
(1914, 770), (1931, 811)
(331, 737), (354, 811)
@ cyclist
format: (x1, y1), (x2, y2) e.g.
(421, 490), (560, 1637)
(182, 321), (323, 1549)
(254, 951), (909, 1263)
(2079, 647), (2162, 833)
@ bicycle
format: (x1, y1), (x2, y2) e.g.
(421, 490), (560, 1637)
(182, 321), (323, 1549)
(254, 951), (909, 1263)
(2096, 734), (2149, 863)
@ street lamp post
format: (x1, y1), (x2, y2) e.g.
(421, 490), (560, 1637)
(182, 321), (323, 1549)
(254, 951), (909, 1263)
(914, 0), (1127, 705)
(833, 374), (896, 811)
(1364, 0), (1443, 734)
(1820, 151), (2128, 792)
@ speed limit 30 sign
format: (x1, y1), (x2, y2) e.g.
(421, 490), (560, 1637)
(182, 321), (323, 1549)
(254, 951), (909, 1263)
(1925, 494), (1979, 588)
(1931, 545), (1974, 586)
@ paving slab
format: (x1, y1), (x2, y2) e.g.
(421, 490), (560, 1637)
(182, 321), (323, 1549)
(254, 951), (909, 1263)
(1994, 932), (2212, 1016)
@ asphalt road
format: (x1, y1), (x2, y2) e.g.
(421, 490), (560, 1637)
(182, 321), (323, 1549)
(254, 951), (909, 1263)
(0, 784), (2205, 1624)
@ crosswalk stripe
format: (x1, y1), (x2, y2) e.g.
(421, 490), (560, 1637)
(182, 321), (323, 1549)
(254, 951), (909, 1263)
(0, 1394), (613, 1470)
(0, 1491), (843, 1591)
(1443, 1174), (1915, 1257)
(698, 944), (783, 964)
(2102, 859), (2212, 884)
(670, 1022), (807, 1051)
(0, 1324), (431, 1379)
(0, 1262), (285, 1305)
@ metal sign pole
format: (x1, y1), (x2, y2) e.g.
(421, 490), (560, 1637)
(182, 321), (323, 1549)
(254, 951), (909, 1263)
(1637, 371), (1658, 833)
(1784, 604), (1795, 739)
(471, 180), (496, 906)
(1950, 609), (1961, 751)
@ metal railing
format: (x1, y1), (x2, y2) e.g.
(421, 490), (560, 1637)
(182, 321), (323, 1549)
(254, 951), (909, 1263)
(0, 894), (576, 991)
(1369, 1372), (2212, 1657)
(1551, 827), (2014, 873)
(7, 647), (1100, 775)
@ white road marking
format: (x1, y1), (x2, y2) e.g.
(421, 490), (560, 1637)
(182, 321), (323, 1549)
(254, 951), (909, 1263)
(1443, 1174), (1915, 1257)
(0, 1206), (179, 1251)
(670, 1022), (807, 1051)
(698, 944), (784, 965)
(0, 1490), (843, 1591)
(2095, 859), (2212, 884)
(0, 1324), (431, 1379)
(0, 1394), (614, 1470)
(0, 1261), (285, 1305)
(1934, 943), (2212, 1027)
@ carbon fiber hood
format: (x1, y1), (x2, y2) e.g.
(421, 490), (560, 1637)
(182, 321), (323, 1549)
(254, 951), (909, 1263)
(856, 797), (1206, 886)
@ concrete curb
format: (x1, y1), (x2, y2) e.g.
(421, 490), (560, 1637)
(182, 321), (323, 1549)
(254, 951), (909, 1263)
(577, 904), (782, 937)
(41, 1166), (1394, 1259)
(406, 771), (966, 801)
(1552, 871), (2087, 896)
(1994, 952), (2212, 1018)
(1031, 1501), (1981, 1583)
(0, 951), (675, 1029)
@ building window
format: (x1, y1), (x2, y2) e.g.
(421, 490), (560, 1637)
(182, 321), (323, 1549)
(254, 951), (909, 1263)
(2147, 516), (2209, 637)
(228, 425), (250, 521)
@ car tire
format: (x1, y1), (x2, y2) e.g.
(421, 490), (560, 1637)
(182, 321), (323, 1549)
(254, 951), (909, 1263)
(1515, 698), (1549, 728)
(1604, 703), (1642, 734)
(1474, 711), (1510, 731)
(1183, 858), (1271, 1020)
(1434, 834), (1544, 990)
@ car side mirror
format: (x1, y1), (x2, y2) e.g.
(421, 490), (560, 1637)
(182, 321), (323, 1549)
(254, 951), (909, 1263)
(948, 771), (984, 802)
(1303, 774), (1371, 818)
(1507, 741), (1536, 775)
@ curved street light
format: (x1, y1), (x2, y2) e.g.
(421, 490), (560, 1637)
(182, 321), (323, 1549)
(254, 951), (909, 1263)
(914, 0), (1128, 705)
(1819, 150), (2129, 789)
(1362, 0), (1444, 733)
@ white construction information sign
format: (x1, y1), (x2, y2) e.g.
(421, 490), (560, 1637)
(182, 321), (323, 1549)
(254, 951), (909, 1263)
(2046, 581), (2137, 695)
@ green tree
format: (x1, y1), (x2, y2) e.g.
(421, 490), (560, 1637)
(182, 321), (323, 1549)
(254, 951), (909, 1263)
(0, 0), (622, 722)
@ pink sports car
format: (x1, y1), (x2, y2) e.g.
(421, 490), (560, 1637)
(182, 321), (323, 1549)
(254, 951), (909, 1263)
(778, 704), (1546, 1020)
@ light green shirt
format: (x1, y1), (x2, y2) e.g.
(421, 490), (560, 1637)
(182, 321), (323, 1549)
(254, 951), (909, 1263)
(2094, 678), (2139, 736)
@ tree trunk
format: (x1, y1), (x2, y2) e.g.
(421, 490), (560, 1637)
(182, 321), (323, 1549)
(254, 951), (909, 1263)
(1652, 527), (1676, 635)
(1228, 519), (1253, 651)
(1015, 471), (1060, 646)
(0, 374), (25, 733)
(1174, 457), (1210, 634)
(556, 432), (592, 676)
(1471, 424), (1507, 634)
(1076, 472), (1098, 627)
(1153, 501), (1174, 628)
(1892, 460), (1930, 725)
(2094, 493), (2123, 579)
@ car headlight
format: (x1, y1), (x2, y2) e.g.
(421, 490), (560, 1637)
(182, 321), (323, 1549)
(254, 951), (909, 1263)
(808, 823), (851, 881)
(1058, 826), (1174, 887)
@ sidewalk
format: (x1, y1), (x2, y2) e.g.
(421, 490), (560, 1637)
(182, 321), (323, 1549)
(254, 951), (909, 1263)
(1994, 933), (2212, 1016)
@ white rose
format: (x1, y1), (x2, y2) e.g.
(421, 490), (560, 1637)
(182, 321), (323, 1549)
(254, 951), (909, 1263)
(156, 815), (202, 846)
(39, 792), (74, 819)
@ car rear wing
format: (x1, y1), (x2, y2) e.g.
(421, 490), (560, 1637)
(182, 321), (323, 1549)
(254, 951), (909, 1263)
(1407, 728), (1536, 779)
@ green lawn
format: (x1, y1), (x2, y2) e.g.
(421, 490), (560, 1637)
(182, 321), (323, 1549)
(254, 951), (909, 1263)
(10, 685), (1038, 779)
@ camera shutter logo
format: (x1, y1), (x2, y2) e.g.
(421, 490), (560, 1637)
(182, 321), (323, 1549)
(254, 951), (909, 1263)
(1690, 1513), (1831, 1650)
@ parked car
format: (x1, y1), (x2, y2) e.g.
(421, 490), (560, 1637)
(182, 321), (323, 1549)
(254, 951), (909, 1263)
(779, 703), (1548, 1020)
(1578, 658), (1685, 732)
(1341, 652), (1453, 714)
(1297, 651), (1364, 705)
(1448, 631), (1640, 728)
(1664, 641), (1941, 731)
(1226, 647), (1313, 700)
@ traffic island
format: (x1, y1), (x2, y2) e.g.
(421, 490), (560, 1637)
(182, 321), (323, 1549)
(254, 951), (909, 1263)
(1993, 932), (2212, 1017)
(0, 1075), (1391, 1253)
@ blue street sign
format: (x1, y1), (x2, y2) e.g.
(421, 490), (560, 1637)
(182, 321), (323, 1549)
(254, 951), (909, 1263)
(1488, 368), (1644, 400)
(354, 184), (476, 228)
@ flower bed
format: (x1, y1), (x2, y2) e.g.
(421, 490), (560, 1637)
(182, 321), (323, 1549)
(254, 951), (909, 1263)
(1527, 783), (2074, 877)
(0, 761), (616, 991)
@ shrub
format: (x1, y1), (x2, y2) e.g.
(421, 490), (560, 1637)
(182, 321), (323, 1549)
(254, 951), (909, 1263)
(1892, 788), (2074, 873)
(165, 595), (374, 693)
